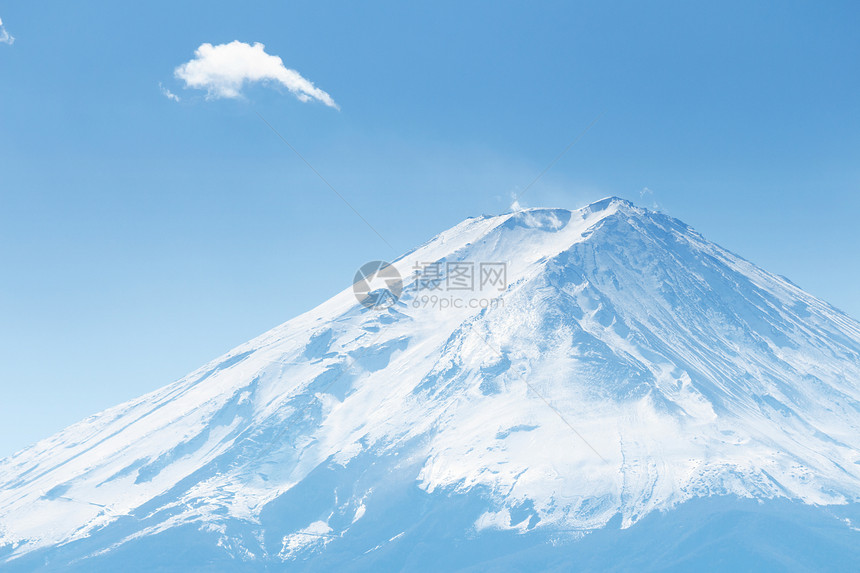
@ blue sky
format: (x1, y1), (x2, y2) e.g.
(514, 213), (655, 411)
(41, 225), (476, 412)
(1, 1), (858, 457)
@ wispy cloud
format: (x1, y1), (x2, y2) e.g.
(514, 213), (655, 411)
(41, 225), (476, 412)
(173, 41), (338, 109)
(159, 82), (180, 102)
(0, 17), (14, 45)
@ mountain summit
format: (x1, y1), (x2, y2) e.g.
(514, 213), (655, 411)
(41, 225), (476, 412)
(2, 198), (859, 571)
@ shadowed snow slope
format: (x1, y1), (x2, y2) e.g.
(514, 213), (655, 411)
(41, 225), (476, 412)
(1, 197), (859, 571)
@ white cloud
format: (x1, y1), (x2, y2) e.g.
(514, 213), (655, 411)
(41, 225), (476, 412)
(159, 82), (180, 102)
(0, 17), (14, 45)
(174, 41), (338, 108)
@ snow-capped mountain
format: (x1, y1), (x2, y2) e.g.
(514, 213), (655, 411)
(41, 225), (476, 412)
(1, 197), (859, 571)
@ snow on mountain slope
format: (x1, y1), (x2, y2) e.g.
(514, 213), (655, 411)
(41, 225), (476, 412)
(1, 197), (859, 569)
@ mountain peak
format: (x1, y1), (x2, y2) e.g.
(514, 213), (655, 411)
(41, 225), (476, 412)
(584, 195), (635, 212)
(508, 196), (636, 218)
